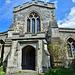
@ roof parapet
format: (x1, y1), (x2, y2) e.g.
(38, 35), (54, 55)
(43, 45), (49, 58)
(14, 1), (55, 12)
(14, 5), (21, 11)
(37, 1), (44, 6)
(32, 0), (36, 4)
(23, 2), (30, 8)
(47, 2), (54, 8)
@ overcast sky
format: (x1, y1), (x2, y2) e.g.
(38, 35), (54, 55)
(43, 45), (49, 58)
(0, 0), (75, 32)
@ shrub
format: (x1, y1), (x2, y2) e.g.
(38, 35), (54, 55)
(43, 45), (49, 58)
(17, 71), (23, 73)
(72, 66), (75, 69)
(0, 58), (2, 67)
(0, 67), (6, 75)
(0, 67), (3, 72)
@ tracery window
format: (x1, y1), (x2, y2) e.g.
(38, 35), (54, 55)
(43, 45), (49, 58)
(37, 19), (40, 32)
(27, 12), (40, 34)
(67, 38), (75, 58)
(27, 19), (30, 32)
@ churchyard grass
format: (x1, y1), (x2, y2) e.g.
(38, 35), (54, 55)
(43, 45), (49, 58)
(44, 68), (75, 75)
(0, 67), (6, 75)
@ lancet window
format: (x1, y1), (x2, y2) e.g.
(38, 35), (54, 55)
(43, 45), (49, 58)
(67, 38), (75, 58)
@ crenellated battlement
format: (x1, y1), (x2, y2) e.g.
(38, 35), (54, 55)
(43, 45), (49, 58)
(14, 0), (55, 12)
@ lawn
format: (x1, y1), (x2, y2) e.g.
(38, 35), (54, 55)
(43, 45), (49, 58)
(0, 67), (75, 75)
(44, 68), (75, 75)
(0, 67), (6, 75)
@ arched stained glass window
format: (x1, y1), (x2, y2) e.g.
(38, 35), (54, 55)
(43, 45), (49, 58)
(67, 38), (75, 58)
(72, 44), (75, 57)
(37, 19), (40, 32)
(67, 44), (71, 57)
(32, 19), (35, 34)
(27, 19), (30, 32)
(27, 12), (40, 34)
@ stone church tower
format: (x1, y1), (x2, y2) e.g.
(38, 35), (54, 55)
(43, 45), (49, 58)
(0, 0), (75, 74)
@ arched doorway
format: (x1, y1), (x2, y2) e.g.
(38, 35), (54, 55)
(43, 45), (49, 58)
(22, 45), (35, 70)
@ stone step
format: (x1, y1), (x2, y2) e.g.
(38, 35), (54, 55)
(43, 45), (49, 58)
(5, 42), (12, 44)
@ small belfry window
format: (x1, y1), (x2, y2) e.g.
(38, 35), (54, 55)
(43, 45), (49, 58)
(27, 12), (40, 34)
(67, 38), (75, 58)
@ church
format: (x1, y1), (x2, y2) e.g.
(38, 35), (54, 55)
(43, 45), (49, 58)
(0, 0), (75, 73)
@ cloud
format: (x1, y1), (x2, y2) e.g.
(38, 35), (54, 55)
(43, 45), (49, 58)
(72, 0), (75, 3)
(6, 0), (11, 4)
(58, 7), (75, 28)
(39, 0), (50, 3)
(52, 1), (58, 9)
(45, 0), (50, 2)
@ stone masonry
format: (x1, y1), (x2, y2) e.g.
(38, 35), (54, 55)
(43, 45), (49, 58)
(0, 0), (75, 74)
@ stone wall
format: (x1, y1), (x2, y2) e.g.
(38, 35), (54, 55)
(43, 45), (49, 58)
(49, 27), (75, 68)
(0, 44), (2, 58)
(6, 39), (50, 73)
(59, 28), (75, 42)
(0, 0), (75, 74)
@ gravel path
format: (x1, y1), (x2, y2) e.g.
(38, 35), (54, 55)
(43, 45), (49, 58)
(6, 73), (39, 75)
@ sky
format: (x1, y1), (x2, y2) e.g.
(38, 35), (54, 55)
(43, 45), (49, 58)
(0, 0), (75, 32)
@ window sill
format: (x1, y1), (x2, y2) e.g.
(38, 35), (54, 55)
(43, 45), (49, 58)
(67, 57), (75, 59)
(31, 34), (37, 36)
(25, 32), (32, 34)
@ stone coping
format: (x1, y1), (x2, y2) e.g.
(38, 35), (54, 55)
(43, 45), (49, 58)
(59, 27), (75, 33)
(18, 40), (38, 43)
(11, 32), (45, 40)
(8, 29), (14, 31)
(12, 32), (45, 36)
(0, 31), (8, 34)
(11, 37), (45, 40)
(59, 31), (75, 33)
(59, 27), (75, 30)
